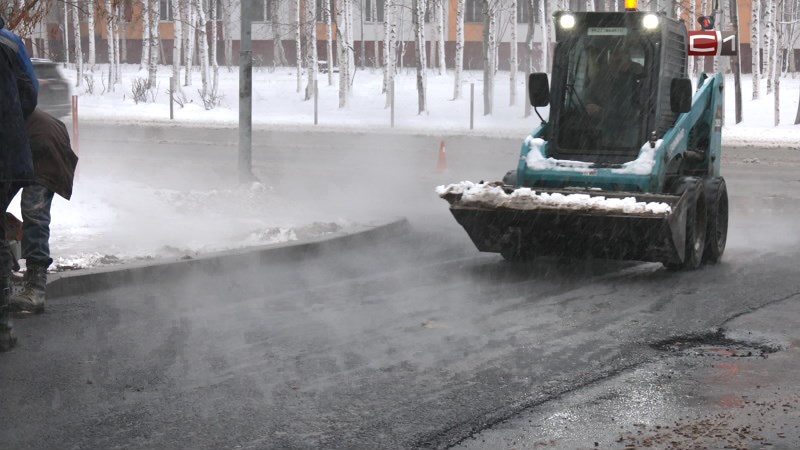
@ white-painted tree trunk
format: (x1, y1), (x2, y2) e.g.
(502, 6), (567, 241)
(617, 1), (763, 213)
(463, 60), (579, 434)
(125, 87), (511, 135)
(87, 0), (96, 69)
(72, 0), (83, 87)
(141, 0), (150, 69)
(453, 0), (464, 98)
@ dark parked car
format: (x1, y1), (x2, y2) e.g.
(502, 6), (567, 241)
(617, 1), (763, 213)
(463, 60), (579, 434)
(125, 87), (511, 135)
(31, 58), (71, 119)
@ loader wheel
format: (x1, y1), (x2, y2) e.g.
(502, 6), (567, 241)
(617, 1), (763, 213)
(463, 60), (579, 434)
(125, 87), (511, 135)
(703, 177), (728, 264)
(665, 178), (707, 271)
(502, 170), (517, 187)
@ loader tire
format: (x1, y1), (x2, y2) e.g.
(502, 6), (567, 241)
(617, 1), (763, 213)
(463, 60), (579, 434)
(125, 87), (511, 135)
(502, 170), (518, 187)
(703, 177), (728, 264)
(665, 177), (707, 271)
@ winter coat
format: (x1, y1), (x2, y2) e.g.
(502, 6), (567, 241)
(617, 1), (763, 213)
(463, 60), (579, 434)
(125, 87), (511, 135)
(25, 109), (78, 200)
(0, 39), (35, 185)
(0, 28), (38, 96)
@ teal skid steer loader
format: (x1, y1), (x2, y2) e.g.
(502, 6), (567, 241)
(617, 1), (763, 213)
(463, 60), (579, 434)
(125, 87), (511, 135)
(438, 5), (728, 270)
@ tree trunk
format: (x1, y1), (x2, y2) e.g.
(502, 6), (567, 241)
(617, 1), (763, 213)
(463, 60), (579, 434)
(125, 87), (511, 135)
(87, 0), (96, 68)
(337, 0), (350, 107)
(482, 0), (494, 115)
(273, 0), (289, 66)
(72, 0), (83, 87)
(141, 0), (150, 69)
(585, 0), (594, 11)
(765, 0), (774, 94)
(211, 0), (218, 68)
(413, 0), (427, 113)
(114, 12), (121, 81)
(195, 0), (210, 96)
(296, 0), (302, 93)
(384, 0), (397, 105)
(453, 0), (464, 99)
(752, 0), (760, 99)
(172, 0), (183, 96)
(688, 0), (695, 76)
(436, 0), (445, 75)
(729, 0), (742, 123)
(539, 0), (548, 72)
(104, 0), (114, 90)
(63, 1), (69, 64)
(605, 0), (612, 11)
(120, 3), (127, 63)
(222, 0), (233, 69)
(774, 0), (782, 125)
(697, 0), (707, 75)
(373, 0), (379, 68)
(185, 2), (195, 86)
(510, 0), (517, 106)
(327, 0), (334, 86)
(148, 0), (160, 88)
(305, 0), (318, 100)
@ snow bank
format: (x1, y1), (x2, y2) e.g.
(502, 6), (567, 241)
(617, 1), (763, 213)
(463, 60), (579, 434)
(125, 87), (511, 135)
(436, 182), (672, 215)
(611, 140), (663, 175)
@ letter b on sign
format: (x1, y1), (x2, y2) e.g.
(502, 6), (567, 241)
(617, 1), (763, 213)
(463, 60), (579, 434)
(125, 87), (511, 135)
(687, 31), (737, 56)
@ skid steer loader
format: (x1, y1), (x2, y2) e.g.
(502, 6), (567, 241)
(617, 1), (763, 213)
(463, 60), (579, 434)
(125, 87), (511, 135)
(438, 4), (728, 270)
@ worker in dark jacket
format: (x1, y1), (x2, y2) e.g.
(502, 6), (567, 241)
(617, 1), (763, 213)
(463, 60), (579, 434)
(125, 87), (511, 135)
(0, 17), (36, 351)
(8, 109), (78, 314)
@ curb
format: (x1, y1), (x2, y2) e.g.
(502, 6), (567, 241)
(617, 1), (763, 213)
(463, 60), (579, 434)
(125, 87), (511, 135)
(46, 218), (410, 299)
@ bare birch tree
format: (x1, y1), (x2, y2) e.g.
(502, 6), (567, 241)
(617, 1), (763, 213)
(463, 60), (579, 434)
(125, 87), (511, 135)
(384, 0), (397, 102)
(221, 0), (233, 69)
(273, 0), (289, 66)
(87, 0), (96, 69)
(305, 0), (318, 100)
(452, 0), (464, 98)
(337, 0), (352, 107)
(148, 0), (160, 88)
(696, 0), (707, 75)
(436, 0), (445, 74)
(184, 0), (195, 86)
(372, 0), (379, 68)
(71, 0), (83, 87)
(113, 5), (120, 80)
(104, 0), (115, 90)
(765, 0), (775, 93)
(63, 1), (69, 64)
(510, 0), (517, 106)
(753, 0), (761, 99)
(119, 2), (127, 63)
(413, 0), (427, 113)
(540, 0), (548, 71)
(296, 0), (302, 92)
(774, 0), (782, 125)
(327, 0), (334, 85)
(172, 0), (184, 96)
(483, 0), (496, 115)
(195, 0), (210, 96)
(141, 0), (150, 69)
(210, 0), (218, 90)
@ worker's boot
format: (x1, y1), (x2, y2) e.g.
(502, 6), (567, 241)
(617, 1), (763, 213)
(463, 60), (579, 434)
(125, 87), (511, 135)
(0, 282), (17, 352)
(10, 264), (47, 314)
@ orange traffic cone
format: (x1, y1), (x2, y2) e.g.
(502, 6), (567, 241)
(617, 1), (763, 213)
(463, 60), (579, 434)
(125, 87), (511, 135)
(436, 140), (448, 173)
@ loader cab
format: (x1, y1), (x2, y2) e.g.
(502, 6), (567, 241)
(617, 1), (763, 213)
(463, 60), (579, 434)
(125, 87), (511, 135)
(546, 11), (687, 165)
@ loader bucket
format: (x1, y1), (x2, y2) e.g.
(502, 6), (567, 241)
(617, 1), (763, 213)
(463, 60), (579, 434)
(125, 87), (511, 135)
(440, 186), (691, 265)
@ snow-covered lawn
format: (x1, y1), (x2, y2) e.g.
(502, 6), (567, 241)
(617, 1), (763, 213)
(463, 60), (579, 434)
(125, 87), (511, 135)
(64, 64), (800, 144)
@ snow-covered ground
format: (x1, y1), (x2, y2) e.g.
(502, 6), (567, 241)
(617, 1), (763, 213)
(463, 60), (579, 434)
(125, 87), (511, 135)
(16, 64), (798, 271)
(65, 64), (800, 145)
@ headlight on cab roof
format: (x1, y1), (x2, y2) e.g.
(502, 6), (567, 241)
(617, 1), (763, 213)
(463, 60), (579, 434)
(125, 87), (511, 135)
(559, 14), (576, 29)
(643, 14), (659, 30)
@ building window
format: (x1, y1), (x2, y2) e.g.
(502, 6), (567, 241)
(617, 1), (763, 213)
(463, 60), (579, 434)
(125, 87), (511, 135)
(159, 0), (174, 21)
(517, 0), (533, 23)
(364, 0), (384, 22)
(253, 0), (267, 22)
(464, 0), (483, 23)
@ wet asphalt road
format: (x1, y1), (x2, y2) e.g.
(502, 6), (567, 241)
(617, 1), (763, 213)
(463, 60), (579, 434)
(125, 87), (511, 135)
(1, 125), (799, 449)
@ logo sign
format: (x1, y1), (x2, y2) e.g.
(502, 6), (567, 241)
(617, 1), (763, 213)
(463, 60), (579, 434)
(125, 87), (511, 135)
(588, 27), (628, 36)
(687, 31), (738, 56)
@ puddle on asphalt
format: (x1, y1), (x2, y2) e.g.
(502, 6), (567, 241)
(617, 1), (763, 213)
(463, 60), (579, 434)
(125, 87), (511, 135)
(651, 329), (781, 358)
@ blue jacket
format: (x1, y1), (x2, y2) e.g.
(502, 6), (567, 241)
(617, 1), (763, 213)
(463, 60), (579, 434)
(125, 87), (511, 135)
(0, 42), (35, 185)
(0, 28), (38, 96)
